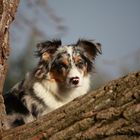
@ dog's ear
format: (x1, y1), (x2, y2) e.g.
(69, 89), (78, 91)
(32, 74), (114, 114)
(76, 39), (102, 59)
(36, 40), (61, 61)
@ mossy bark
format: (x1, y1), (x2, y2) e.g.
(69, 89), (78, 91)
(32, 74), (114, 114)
(0, 0), (19, 132)
(1, 71), (140, 140)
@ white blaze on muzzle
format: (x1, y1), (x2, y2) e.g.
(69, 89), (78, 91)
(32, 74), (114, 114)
(67, 66), (83, 87)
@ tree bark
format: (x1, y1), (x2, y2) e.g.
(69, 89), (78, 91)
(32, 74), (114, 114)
(1, 71), (140, 140)
(0, 0), (19, 131)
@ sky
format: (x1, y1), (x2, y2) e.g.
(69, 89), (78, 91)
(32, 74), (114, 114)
(10, 0), (140, 80)
(49, 0), (140, 77)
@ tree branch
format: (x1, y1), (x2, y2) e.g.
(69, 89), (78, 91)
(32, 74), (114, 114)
(0, 0), (20, 131)
(2, 71), (140, 140)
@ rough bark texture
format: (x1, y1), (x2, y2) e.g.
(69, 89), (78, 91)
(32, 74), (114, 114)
(0, 0), (19, 131)
(1, 71), (140, 140)
(0, 0), (139, 140)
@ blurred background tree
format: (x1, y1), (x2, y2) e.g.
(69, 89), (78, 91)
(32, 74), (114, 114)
(4, 0), (140, 92)
(4, 0), (67, 92)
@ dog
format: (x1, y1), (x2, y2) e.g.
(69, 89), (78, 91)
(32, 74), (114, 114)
(4, 39), (101, 129)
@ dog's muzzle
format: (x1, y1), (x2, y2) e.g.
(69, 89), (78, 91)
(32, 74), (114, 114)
(69, 77), (79, 86)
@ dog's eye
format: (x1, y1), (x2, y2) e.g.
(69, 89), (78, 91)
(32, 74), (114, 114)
(59, 63), (68, 69)
(76, 61), (85, 68)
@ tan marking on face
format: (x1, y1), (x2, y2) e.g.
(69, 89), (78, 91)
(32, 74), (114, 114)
(74, 56), (88, 76)
(74, 56), (82, 63)
(50, 70), (68, 83)
(42, 52), (50, 61)
(61, 58), (69, 66)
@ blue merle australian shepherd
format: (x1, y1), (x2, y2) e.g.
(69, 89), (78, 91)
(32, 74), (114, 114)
(4, 39), (101, 129)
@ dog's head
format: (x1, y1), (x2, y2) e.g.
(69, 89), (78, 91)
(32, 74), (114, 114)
(34, 39), (101, 88)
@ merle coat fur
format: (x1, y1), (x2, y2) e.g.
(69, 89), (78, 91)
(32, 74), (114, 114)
(4, 39), (101, 129)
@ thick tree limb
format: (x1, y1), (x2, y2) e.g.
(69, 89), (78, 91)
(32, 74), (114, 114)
(1, 71), (140, 140)
(0, 0), (139, 140)
(0, 0), (19, 131)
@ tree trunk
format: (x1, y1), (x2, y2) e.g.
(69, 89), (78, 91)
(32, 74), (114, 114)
(1, 71), (140, 140)
(0, 0), (19, 131)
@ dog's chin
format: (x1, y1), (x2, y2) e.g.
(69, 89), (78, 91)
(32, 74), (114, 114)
(65, 84), (82, 89)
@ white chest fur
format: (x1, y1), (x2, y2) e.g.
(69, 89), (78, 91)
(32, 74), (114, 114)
(33, 82), (63, 110)
(33, 75), (90, 113)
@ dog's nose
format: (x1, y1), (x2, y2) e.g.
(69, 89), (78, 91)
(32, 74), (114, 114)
(70, 77), (79, 85)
